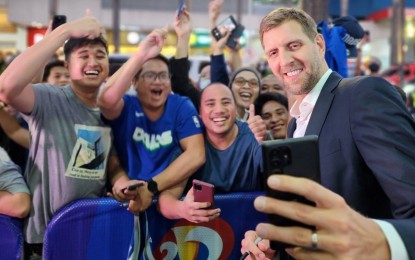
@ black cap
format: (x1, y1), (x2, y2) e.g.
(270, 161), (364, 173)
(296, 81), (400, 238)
(332, 16), (365, 57)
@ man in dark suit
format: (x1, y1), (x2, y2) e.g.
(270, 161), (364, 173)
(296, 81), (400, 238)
(241, 7), (415, 260)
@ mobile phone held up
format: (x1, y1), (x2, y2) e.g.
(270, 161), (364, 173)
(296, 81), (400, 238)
(261, 135), (320, 250)
(52, 15), (67, 30)
(211, 15), (245, 50)
(192, 179), (215, 209)
(177, 0), (185, 17)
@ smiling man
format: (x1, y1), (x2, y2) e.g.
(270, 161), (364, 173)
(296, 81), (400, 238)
(254, 92), (289, 140)
(158, 82), (263, 223)
(0, 15), (133, 259)
(98, 28), (205, 214)
(241, 7), (415, 260)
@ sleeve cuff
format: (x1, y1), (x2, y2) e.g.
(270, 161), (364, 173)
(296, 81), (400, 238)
(372, 219), (409, 260)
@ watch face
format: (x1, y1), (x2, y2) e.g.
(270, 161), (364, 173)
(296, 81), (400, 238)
(148, 179), (159, 194)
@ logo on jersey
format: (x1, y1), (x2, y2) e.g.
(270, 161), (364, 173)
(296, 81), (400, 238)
(135, 112), (144, 117)
(133, 127), (173, 151)
(193, 116), (201, 128)
(149, 218), (234, 259)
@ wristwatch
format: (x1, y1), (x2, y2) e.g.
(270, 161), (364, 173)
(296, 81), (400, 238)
(147, 178), (159, 195)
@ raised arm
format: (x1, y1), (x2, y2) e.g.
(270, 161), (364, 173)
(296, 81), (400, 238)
(174, 7), (192, 60)
(98, 28), (166, 120)
(209, 0), (230, 86)
(0, 15), (102, 114)
(31, 20), (53, 85)
(170, 7), (202, 109)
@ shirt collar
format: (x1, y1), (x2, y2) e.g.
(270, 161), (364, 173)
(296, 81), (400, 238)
(290, 69), (332, 119)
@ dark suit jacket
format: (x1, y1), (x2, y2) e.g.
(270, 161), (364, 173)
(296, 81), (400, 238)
(287, 72), (415, 258)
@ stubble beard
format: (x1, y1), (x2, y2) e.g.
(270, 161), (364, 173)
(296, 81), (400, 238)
(282, 61), (321, 96)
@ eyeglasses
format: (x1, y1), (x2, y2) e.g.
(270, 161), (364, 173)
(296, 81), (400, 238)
(140, 71), (170, 83)
(233, 77), (259, 88)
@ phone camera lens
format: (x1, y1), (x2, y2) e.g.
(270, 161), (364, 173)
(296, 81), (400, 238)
(194, 184), (202, 190)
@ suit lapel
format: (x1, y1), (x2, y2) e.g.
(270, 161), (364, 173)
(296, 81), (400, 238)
(304, 72), (342, 136)
(287, 118), (296, 138)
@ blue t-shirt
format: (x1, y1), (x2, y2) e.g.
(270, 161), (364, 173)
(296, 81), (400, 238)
(190, 120), (264, 193)
(104, 94), (203, 180)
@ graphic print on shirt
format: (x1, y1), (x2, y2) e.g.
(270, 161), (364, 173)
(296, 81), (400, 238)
(65, 124), (112, 180)
(133, 127), (173, 151)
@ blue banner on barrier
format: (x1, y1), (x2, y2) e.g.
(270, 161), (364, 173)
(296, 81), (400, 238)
(41, 192), (267, 259)
(144, 192), (267, 259)
(0, 214), (23, 260)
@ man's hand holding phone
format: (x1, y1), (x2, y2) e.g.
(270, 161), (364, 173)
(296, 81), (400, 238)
(177, 180), (220, 223)
(261, 136), (320, 249)
(211, 27), (231, 55)
(120, 181), (153, 215)
(253, 175), (390, 260)
(211, 15), (244, 50)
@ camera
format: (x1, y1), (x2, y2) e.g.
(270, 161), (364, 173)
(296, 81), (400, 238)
(270, 146), (291, 170)
(194, 184), (202, 190)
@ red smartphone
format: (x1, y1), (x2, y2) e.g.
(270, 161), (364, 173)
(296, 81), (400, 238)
(192, 179), (214, 208)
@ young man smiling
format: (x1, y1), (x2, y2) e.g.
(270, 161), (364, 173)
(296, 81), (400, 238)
(158, 82), (263, 223)
(98, 28), (205, 214)
(0, 15), (134, 259)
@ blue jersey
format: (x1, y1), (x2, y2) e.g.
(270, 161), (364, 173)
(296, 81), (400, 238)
(104, 94), (202, 180)
(189, 120), (264, 193)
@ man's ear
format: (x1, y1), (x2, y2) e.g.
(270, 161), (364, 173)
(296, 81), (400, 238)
(315, 34), (326, 55)
(131, 78), (138, 88)
(64, 60), (68, 69)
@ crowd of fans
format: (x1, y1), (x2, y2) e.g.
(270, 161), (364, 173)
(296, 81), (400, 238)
(0, 1), (414, 259)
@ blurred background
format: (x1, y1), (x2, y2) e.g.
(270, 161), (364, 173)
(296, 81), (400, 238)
(0, 0), (414, 90)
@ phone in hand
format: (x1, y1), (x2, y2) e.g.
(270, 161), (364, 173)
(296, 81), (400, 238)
(177, 0), (185, 17)
(262, 135), (320, 250)
(52, 15), (67, 30)
(192, 179), (215, 209)
(211, 15), (245, 50)
(122, 182), (144, 193)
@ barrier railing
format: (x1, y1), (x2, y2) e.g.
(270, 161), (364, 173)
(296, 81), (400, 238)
(1, 192), (267, 259)
(0, 214), (24, 260)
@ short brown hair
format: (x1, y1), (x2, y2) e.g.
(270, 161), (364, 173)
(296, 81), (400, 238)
(259, 8), (318, 47)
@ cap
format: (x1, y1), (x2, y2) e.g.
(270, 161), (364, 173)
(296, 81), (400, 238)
(332, 16), (365, 57)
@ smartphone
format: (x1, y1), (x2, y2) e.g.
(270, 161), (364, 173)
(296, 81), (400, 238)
(211, 15), (237, 41)
(52, 15), (67, 30)
(193, 179), (215, 209)
(122, 182), (144, 193)
(177, 0), (185, 17)
(211, 15), (244, 50)
(261, 135), (320, 250)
